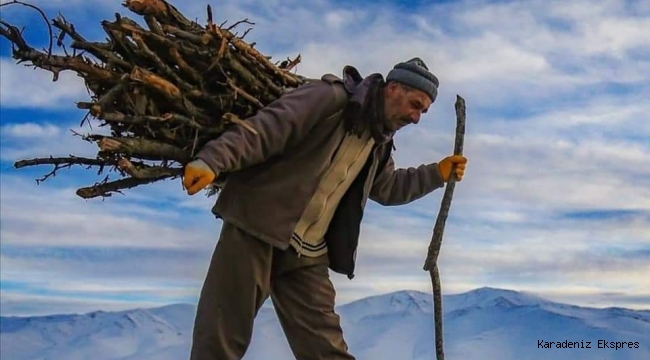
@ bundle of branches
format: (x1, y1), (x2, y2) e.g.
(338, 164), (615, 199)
(1, 0), (305, 199)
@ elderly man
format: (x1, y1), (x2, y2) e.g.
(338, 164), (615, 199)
(183, 57), (467, 360)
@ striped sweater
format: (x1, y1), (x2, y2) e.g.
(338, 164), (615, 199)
(289, 127), (375, 257)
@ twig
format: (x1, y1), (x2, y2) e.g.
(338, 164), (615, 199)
(14, 155), (114, 169)
(223, 112), (258, 135)
(100, 112), (205, 129)
(117, 157), (183, 179)
(207, 22), (301, 87)
(94, 135), (192, 163)
(239, 28), (252, 40)
(279, 54), (302, 71)
(51, 15), (133, 71)
(0, 0), (53, 58)
(75, 173), (176, 198)
(0, 21), (116, 82)
(226, 18), (255, 31)
(226, 77), (264, 108)
(89, 73), (131, 117)
(13, 155), (118, 183)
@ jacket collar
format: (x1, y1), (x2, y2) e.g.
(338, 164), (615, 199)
(341, 65), (396, 144)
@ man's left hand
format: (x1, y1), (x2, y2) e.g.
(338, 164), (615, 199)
(182, 159), (216, 195)
(437, 155), (467, 182)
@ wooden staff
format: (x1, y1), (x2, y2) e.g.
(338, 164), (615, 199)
(423, 95), (466, 360)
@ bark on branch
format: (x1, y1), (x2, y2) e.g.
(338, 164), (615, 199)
(423, 95), (466, 360)
(95, 136), (191, 163)
(76, 173), (177, 199)
(1, 0), (306, 198)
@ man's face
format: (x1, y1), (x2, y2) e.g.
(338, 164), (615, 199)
(383, 82), (432, 132)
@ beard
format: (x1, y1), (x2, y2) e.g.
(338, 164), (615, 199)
(386, 113), (411, 131)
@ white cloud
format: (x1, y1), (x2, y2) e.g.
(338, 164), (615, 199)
(331, 201), (650, 308)
(1, 123), (61, 138)
(0, 119), (114, 162)
(1, 0), (649, 315)
(0, 174), (218, 249)
(324, 10), (356, 29)
(0, 292), (165, 317)
(0, 58), (90, 109)
(3, 0), (647, 108)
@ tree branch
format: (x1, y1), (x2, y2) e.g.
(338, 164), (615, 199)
(75, 173), (176, 199)
(13, 155), (119, 184)
(0, 0), (53, 57)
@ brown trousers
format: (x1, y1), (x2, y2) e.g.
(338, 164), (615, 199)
(189, 221), (355, 360)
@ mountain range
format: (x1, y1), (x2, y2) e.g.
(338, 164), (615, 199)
(1, 287), (648, 360)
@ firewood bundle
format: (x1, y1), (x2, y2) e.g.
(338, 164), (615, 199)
(1, 0), (306, 198)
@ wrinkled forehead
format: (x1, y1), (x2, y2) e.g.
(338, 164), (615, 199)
(406, 88), (433, 108)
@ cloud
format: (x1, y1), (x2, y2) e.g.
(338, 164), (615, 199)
(0, 58), (90, 109)
(0, 247), (209, 299)
(1, 0), (649, 316)
(0, 113), (109, 165)
(0, 175), (220, 315)
(1, 122), (61, 138)
(0, 174), (219, 249)
(241, 0), (650, 112)
(328, 202), (650, 309)
(0, 292), (166, 317)
(4, 0), (646, 108)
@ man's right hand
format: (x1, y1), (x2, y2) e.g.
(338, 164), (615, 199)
(183, 159), (216, 195)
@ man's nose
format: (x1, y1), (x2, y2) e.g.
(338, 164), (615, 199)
(411, 113), (421, 124)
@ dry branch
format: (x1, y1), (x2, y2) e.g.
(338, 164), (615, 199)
(1, 0), (306, 197)
(423, 95), (466, 360)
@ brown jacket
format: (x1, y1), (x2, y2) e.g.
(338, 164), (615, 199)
(195, 68), (444, 279)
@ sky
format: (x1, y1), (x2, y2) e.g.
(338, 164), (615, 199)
(0, 0), (649, 317)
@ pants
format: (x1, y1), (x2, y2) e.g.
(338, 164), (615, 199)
(189, 221), (355, 360)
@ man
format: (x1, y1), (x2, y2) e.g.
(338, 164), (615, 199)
(183, 57), (467, 360)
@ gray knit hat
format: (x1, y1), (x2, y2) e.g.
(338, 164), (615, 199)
(386, 57), (439, 102)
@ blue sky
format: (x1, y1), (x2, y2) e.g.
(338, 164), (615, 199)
(1, 0), (649, 316)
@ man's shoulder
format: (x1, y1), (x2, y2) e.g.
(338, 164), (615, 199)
(289, 74), (349, 112)
(319, 73), (349, 108)
(320, 73), (344, 85)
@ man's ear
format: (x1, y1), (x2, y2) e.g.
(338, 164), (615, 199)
(384, 81), (400, 96)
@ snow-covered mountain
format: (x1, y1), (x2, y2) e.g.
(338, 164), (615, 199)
(1, 287), (648, 360)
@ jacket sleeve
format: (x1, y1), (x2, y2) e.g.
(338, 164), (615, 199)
(368, 154), (445, 206)
(195, 80), (344, 173)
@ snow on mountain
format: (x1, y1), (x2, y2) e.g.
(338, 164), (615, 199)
(1, 288), (648, 360)
(0, 305), (190, 360)
(337, 289), (433, 321)
(443, 286), (551, 311)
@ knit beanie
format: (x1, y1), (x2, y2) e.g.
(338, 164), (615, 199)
(386, 57), (439, 102)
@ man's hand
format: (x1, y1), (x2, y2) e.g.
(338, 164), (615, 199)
(183, 159), (216, 195)
(437, 155), (467, 182)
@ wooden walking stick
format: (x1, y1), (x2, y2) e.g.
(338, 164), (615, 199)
(423, 95), (466, 360)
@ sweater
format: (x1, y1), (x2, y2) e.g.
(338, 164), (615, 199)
(289, 126), (375, 257)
